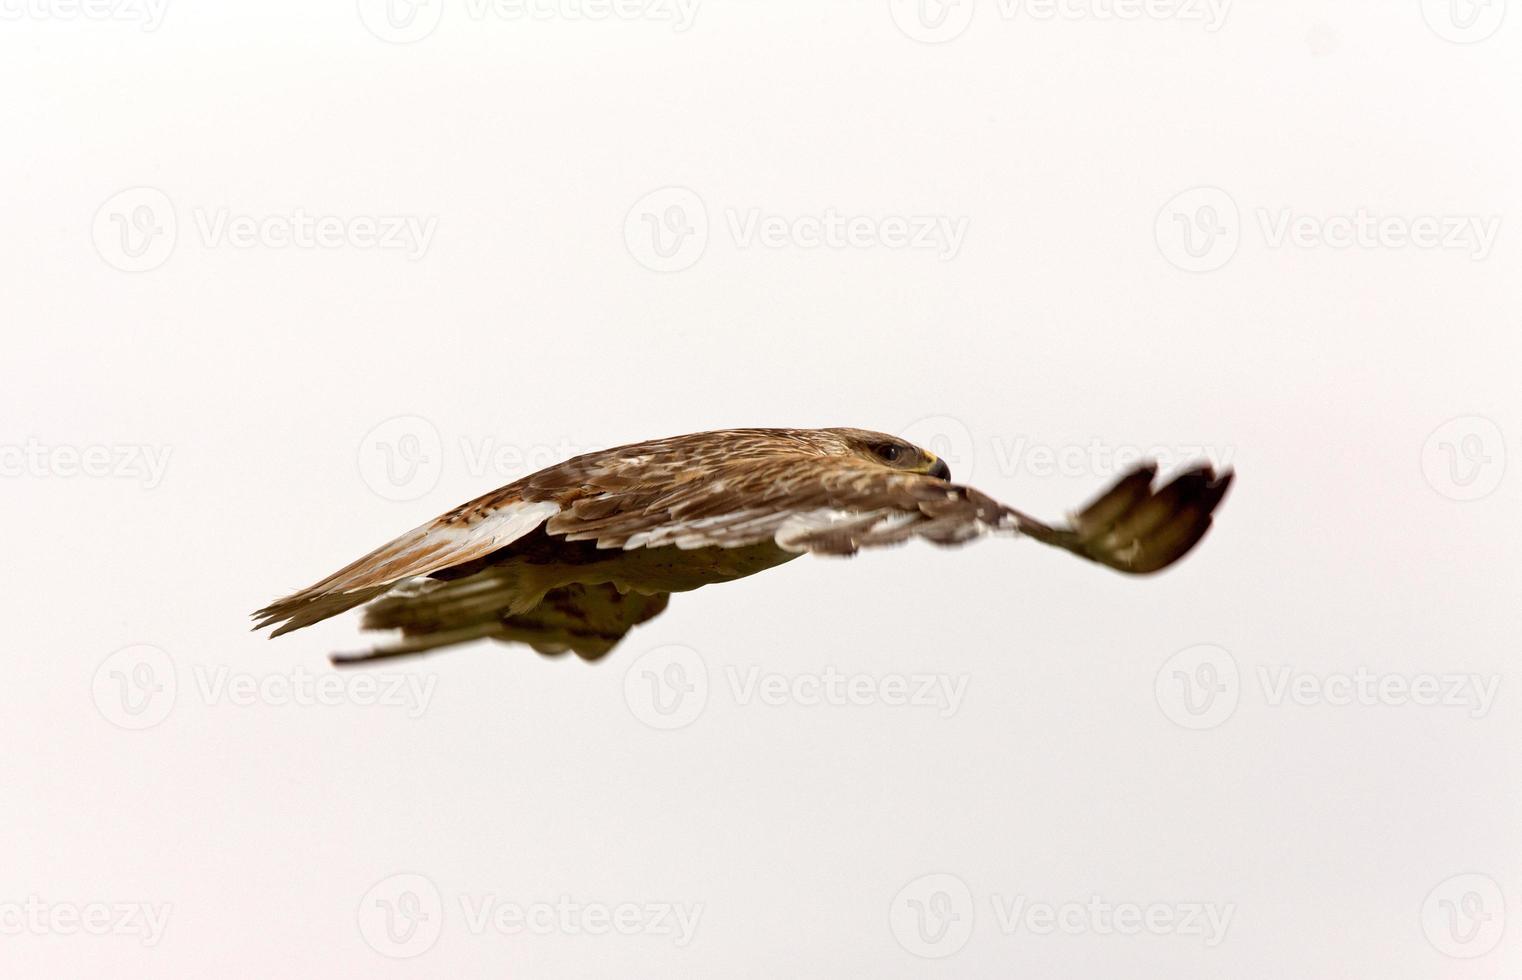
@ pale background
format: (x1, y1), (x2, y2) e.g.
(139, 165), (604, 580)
(2, 1), (1520, 976)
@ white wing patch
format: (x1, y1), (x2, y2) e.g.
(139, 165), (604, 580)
(614, 509), (775, 551)
(775, 507), (996, 554)
(775, 508), (910, 551)
(319, 500), (561, 594)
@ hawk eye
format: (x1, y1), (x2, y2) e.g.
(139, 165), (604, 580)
(876, 444), (904, 463)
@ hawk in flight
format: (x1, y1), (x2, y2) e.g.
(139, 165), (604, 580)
(254, 428), (1232, 665)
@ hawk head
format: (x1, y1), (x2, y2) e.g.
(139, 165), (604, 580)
(823, 427), (952, 482)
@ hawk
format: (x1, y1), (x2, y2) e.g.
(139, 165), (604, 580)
(254, 427), (1232, 665)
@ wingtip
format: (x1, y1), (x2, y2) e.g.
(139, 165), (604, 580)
(1064, 459), (1234, 575)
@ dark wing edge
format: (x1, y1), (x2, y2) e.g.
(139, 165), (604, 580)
(1005, 463), (1234, 575)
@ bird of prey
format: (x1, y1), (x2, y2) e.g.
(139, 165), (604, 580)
(254, 427), (1232, 665)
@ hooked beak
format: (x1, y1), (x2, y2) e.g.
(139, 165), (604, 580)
(926, 457), (952, 481)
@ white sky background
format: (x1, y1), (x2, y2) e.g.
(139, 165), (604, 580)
(2, 0), (1520, 976)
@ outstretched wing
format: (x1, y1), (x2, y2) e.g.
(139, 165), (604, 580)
(1003, 463), (1233, 574)
(539, 453), (995, 551)
(252, 499), (560, 636)
(544, 454), (1233, 573)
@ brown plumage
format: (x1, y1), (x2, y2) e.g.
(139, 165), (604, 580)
(253, 427), (1233, 664)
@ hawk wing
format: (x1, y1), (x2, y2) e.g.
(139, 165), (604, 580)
(251, 499), (560, 636)
(542, 454), (1232, 572)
